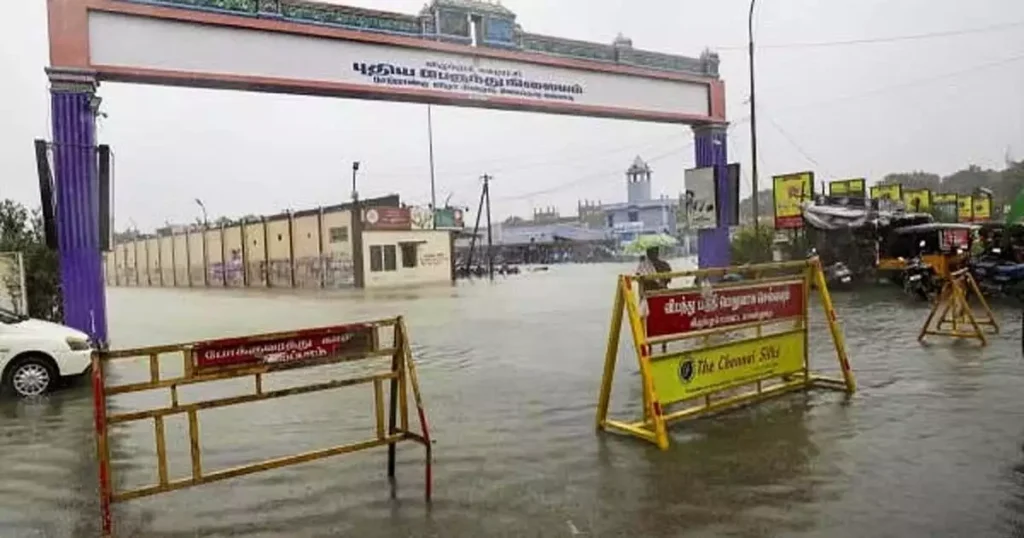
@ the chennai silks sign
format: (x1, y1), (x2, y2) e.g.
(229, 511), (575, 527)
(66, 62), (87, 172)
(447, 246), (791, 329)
(47, 0), (726, 125)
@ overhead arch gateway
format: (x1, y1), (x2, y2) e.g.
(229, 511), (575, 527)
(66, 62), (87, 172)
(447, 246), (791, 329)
(45, 0), (731, 345)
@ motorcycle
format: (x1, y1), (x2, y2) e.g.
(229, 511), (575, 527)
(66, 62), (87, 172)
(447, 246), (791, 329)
(901, 255), (939, 301)
(807, 249), (854, 288)
(971, 247), (1024, 300)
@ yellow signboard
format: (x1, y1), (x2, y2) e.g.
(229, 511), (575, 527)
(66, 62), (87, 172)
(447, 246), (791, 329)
(957, 195), (973, 222)
(934, 193), (957, 204)
(772, 172), (814, 229)
(903, 189), (932, 213)
(828, 178), (865, 197)
(870, 184), (902, 201)
(973, 195), (992, 221)
(649, 331), (806, 405)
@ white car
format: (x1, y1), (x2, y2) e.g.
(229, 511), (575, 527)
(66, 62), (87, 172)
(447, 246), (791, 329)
(0, 306), (93, 397)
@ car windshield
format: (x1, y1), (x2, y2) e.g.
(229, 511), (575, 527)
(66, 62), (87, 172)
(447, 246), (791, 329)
(0, 307), (26, 324)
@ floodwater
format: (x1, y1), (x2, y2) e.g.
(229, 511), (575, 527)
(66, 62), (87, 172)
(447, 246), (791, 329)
(3, 260), (1024, 538)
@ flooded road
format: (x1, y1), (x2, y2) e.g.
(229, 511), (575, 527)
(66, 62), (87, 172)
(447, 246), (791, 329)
(4, 260), (1024, 537)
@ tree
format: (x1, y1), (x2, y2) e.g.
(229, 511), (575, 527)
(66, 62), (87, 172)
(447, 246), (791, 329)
(879, 171), (941, 191)
(0, 199), (62, 321)
(730, 224), (774, 265)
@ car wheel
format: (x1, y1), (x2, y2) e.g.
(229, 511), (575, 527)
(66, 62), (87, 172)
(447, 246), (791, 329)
(4, 355), (57, 398)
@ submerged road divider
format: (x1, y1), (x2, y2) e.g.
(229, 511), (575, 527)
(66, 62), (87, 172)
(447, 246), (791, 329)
(595, 258), (856, 450)
(919, 268), (999, 346)
(91, 317), (431, 537)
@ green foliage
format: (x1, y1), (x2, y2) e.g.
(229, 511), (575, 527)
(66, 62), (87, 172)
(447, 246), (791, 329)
(0, 199), (62, 322)
(729, 225), (774, 265)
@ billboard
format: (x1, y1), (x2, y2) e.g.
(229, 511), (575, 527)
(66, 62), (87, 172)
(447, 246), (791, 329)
(869, 184), (902, 201)
(828, 178), (866, 197)
(772, 172), (814, 229)
(683, 167), (717, 230)
(363, 207), (411, 230)
(957, 195), (973, 223)
(933, 193), (959, 223)
(86, 11), (716, 123)
(973, 195), (992, 222)
(902, 189), (932, 213)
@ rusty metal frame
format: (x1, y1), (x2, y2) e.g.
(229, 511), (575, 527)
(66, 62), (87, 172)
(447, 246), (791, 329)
(91, 316), (431, 537)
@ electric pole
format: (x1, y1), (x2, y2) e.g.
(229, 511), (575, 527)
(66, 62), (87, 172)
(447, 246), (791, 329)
(748, 0), (761, 248)
(482, 174), (494, 280)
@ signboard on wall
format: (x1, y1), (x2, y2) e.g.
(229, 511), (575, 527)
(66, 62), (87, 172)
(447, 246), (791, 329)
(363, 207), (411, 230)
(684, 166), (717, 230)
(410, 206), (465, 230)
(772, 171), (814, 229)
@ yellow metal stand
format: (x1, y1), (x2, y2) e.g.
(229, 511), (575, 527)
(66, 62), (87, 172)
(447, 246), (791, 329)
(595, 258), (855, 450)
(918, 269), (999, 346)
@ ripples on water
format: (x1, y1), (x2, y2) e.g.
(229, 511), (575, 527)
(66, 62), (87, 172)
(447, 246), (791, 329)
(2, 260), (1024, 537)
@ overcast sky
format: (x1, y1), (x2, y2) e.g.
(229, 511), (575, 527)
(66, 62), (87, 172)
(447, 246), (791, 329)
(2, 0), (1023, 231)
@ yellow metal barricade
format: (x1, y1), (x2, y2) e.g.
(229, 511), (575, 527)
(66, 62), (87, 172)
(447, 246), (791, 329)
(91, 317), (431, 537)
(595, 258), (855, 450)
(918, 269), (999, 345)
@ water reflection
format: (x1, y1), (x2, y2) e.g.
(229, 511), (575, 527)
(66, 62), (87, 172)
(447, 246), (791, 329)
(2, 262), (1024, 537)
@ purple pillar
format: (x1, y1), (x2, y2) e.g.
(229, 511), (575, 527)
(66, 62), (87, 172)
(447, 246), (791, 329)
(693, 124), (730, 268)
(48, 68), (108, 346)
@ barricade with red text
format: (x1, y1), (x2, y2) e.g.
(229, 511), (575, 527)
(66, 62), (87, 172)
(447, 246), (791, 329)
(91, 317), (431, 538)
(595, 258), (856, 450)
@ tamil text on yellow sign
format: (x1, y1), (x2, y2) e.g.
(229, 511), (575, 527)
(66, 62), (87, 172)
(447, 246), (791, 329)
(649, 331), (806, 405)
(973, 196), (992, 221)
(772, 172), (813, 229)
(828, 178), (865, 197)
(958, 195), (974, 222)
(870, 184), (902, 201)
(903, 189), (932, 212)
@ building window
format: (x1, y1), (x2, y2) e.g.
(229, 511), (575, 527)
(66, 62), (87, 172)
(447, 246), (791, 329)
(369, 245), (397, 272)
(277, 234), (283, 241)
(329, 226), (348, 243)
(628, 211), (639, 222)
(400, 242), (419, 268)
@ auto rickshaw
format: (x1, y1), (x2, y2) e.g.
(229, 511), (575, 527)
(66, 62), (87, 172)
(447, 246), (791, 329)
(877, 222), (977, 281)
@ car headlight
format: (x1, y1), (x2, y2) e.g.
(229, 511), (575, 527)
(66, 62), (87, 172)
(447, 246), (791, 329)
(66, 337), (93, 351)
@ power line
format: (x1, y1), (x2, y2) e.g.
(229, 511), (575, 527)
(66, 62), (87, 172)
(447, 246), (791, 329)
(717, 19), (1024, 51)
(760, 110), (832, 179)
(768, 51), (1024, 113)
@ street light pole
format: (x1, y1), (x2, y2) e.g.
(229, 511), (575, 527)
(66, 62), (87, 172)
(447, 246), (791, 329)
(427, 105), (438, 229)
(194, 198), (208, 228)
(748, 0), (761, 245)
(351, 161), (364, 289)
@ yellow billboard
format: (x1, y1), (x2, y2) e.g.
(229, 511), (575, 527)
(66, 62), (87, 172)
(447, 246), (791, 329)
(957, 195), (973, 223)
(869, 184), (902, 201)
(649, 331), (806, 405)
(828, 178), (866, 197)
(902, 189), (932, 213)
(772, 171), (814, 229)
(973, 195), (992, 221)
(933, 193), (957, 204)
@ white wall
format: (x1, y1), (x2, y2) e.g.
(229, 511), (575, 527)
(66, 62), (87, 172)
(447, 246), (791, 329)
(362, 230), (452, 288)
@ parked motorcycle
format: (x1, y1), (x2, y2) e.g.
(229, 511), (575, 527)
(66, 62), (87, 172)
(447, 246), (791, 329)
(971, 247), (1024, 300)
(807, 249), (854, 288)
(901, 255), (940, 301)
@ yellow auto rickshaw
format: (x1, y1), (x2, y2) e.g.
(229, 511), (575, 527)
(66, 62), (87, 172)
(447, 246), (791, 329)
(877, 223), (977, 280)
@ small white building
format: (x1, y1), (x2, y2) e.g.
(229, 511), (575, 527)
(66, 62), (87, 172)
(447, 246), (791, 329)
(361, 229), (454, 288)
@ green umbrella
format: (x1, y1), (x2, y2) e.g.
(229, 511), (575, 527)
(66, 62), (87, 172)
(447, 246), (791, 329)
(622, 233), (678, 254)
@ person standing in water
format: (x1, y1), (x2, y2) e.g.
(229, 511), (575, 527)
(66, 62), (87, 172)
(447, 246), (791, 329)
(637, 247), (672, 292)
